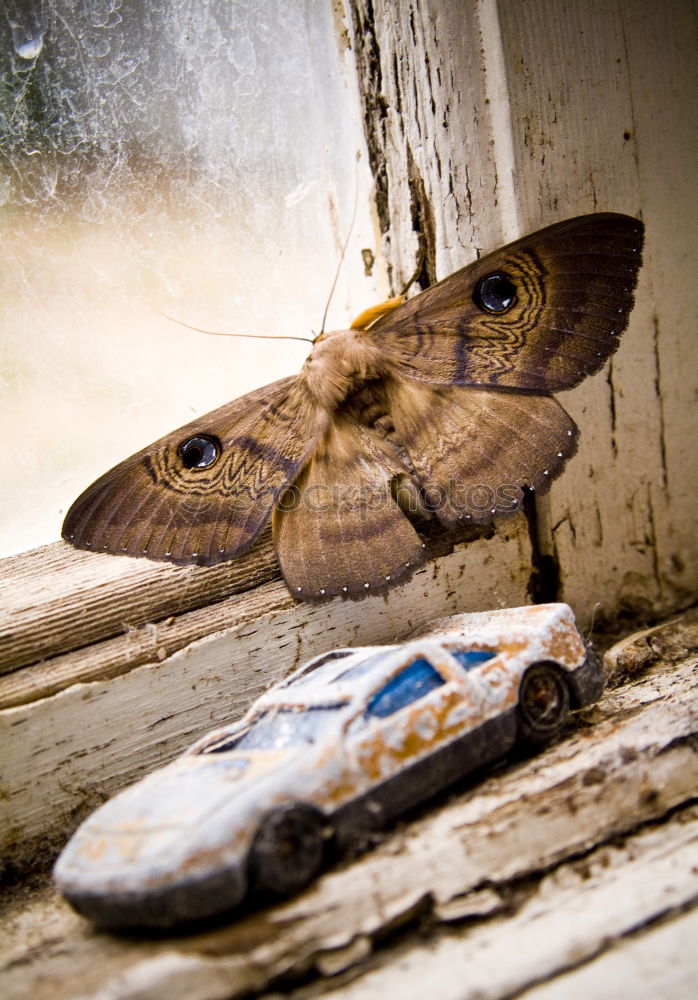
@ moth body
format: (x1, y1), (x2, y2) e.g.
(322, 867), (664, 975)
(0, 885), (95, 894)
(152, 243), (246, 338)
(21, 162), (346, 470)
(300, 326), (387, 412)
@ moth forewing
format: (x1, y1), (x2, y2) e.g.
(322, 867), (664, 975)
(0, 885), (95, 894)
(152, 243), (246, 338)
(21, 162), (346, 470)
(62, 376), (324, 565)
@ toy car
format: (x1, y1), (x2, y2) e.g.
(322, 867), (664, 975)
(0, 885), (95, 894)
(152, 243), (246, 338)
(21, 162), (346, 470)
(54, 602), (602, 929)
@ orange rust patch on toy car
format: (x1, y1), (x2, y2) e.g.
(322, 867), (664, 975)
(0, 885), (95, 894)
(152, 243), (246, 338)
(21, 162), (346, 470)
(547, 619), (586, 663)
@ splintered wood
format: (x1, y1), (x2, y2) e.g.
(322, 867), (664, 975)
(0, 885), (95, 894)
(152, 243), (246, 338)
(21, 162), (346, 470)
(1, 626), (696, 1000)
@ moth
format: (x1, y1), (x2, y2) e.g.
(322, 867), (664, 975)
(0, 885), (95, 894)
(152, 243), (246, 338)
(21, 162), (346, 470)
(63, 213), (644, 601)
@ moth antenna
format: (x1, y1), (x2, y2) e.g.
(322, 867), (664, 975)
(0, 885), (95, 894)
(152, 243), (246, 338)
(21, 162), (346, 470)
(161, 314), (313, 345)
(320, 179), (360, 335)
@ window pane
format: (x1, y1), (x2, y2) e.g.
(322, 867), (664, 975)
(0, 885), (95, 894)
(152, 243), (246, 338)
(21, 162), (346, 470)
(335, 651), (391, 683)
(218, 706), (342, 751)
(449, 650), (496, 671)
(366, 659), (444, 719)
(1, 1), (380, 557)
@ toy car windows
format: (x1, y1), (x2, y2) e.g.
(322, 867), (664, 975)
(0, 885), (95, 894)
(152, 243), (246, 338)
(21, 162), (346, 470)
(223, 706), (343, 751)
(448, 649), (496, 671)
(283, 650), (355, 686)
(334, 651), (389, 683)
(365, 658), (445, 719)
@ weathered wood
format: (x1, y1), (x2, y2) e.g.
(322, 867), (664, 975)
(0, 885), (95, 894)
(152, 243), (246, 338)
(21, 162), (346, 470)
(316, 810), (698, 1000)
(349, 0), (698, 623)
(521, 907), (698, 1000)
(2, 1), (697, 997)
(603, 605), (698, 685)
(1, 640), (696, 1000)
(0, 527), (531, 873)
(0, 531), (279, 676)
(0, 518), (499, 707)
(499, 0), (698, 622)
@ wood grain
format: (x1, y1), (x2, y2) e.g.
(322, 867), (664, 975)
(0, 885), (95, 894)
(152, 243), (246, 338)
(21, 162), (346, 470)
(3, 2), (697, 997)
(0, 527), (532, 872)
(349, 0), (698, 623)
(2, 642), (696, 1000)
(498, 0), (698, 621)
(0, 518), (494, 696)
(0, 531), (279, 676)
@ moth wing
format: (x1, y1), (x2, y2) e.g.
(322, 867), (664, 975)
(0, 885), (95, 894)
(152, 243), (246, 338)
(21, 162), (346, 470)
(369, 213), (644, 392)
(386, 379), (578, 527)
(273, 417), (427, 599)
(62, 376), (324, 565)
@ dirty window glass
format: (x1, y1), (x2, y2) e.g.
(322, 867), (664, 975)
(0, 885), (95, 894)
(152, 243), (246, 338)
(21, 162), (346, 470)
(366, 659), (445, 720)
(448, 649), (496, 671)
(0, 0), (380, 558)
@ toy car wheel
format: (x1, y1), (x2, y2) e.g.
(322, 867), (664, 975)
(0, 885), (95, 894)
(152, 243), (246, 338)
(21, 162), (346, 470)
(249, 804), (328, 896)
(517, 662), (570, 746)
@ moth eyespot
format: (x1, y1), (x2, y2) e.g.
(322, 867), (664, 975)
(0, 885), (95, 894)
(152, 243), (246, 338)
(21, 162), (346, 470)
(474, 271), (517, 314)
(178, 434), (221, 469)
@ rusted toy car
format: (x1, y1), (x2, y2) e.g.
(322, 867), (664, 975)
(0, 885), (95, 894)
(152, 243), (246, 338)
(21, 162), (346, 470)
(54, 602), (602, 929)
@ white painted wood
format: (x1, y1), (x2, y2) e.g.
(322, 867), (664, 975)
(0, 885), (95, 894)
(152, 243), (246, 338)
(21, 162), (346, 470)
(497, 0), (698, 622)
(349, 0), (698, 623)
(2, 1), (697, 997)
(316, 813), (698, 1000)
(2, 649), (696, 1000)
(518, 906), (698, 1000)
(0, 529), (531, 872)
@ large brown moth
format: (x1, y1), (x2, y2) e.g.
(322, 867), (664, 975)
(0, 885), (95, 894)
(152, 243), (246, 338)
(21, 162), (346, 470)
(63, 213), (644, 600)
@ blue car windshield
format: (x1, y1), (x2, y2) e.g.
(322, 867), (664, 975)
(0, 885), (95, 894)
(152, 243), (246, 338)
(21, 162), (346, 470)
(212, 706), (343, 752)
